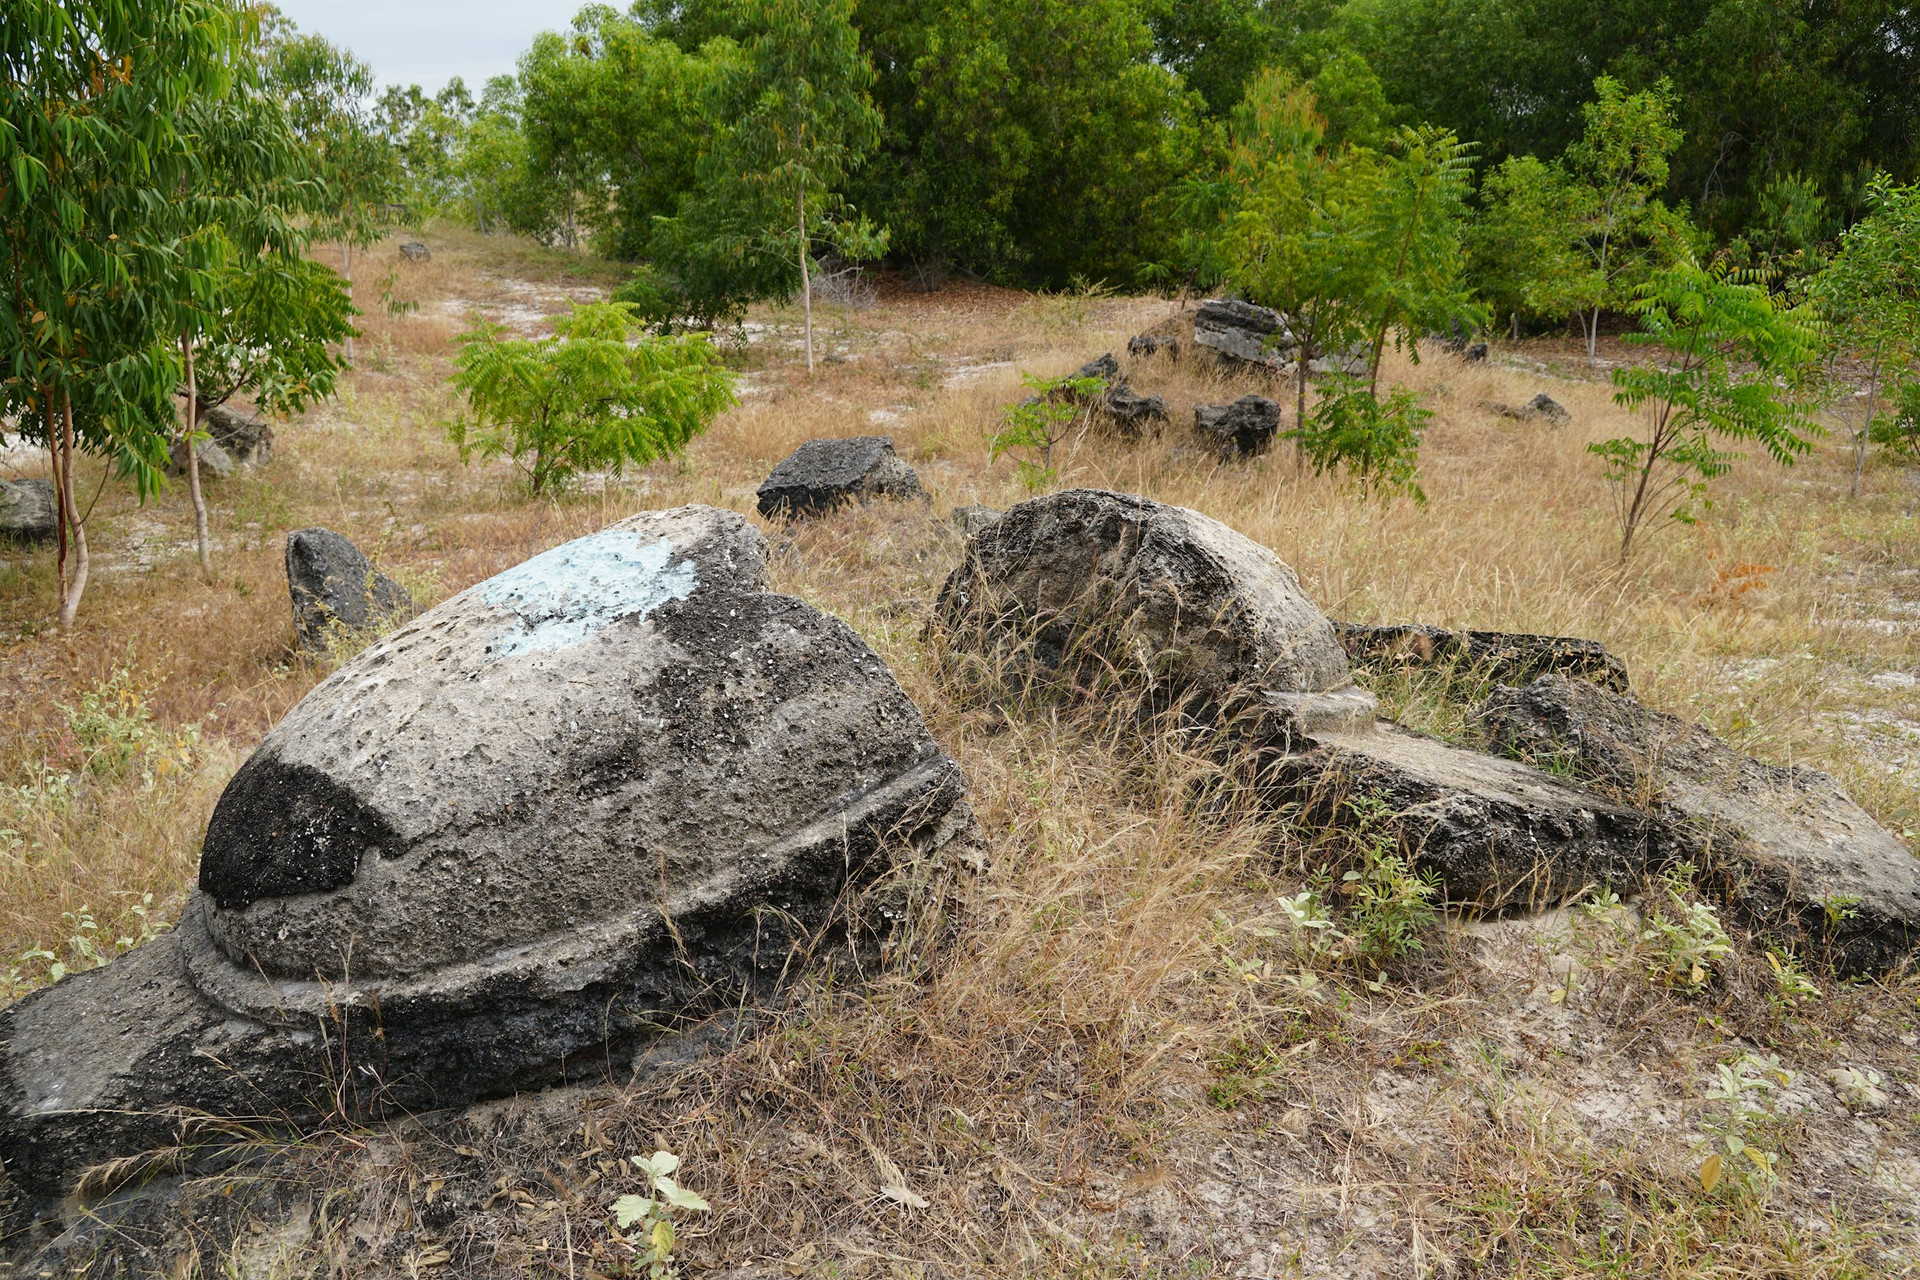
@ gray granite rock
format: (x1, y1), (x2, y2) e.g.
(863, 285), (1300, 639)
(0, 478), (56, 543)
(755, 437), (925, 518)
(286, 527), (414, 654)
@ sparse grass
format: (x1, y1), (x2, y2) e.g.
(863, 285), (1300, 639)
(2, 226), (1917, 1276)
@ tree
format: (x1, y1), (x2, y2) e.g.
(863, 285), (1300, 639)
(1811, 175), (1920, 497)
(1468, 154), (1593, 337)
(987, 370), (1109, 489)
(710, 0), (883, 372)
(1594, 257), (1822, 558)
(1, 0), (253, 628)
(448, 301), (736, 494)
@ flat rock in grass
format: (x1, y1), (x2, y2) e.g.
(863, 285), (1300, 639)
(1193, 298), (1294, 373)
(932, 488), (1352, 706)
(0, 478), (56, 543)
(1098, 384), (1168, 435)
(203, 404), (275, 466)
(0, 504), (975, 1198)
(1195, 395), (1281, 458)
(1337, 622), (1630, 693)
(286, 527), (414, 654)
(1482, 674), (1920, 974)
(755, 436), (924, 518)
(1070, 352), (1121, 385)
(1128, 333), (1178, 359)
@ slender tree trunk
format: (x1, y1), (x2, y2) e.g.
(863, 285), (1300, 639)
(182, 333), (211, 576)
(58, 389), (88, 631)
(44, 393), (68, 614)
(798, 181), (814, 375)
(1852, 355), (1882, 500)
(1294, 343), (1311, 470)
(340, 241), (355, 363)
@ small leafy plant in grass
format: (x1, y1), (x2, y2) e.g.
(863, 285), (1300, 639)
(1699, 1051), (1791, 1195)
(449, 300), (736, 495)
(1310, 795), (1441, 976)
(987, 370), (1108, 489)
(611, 1150), (711, 1278)
(1639, 863), (1733, 990)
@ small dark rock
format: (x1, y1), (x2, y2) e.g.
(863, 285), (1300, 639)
(1099, 384), (1169, 435)
(399, 240), (431, 262)
(167, 436), (236, 482)
(285, 527), (414, 654)
(1464, 341), (1489, 361)
(0, 478), (57, 544)
(1336, 622), (1630, 693)
(1195, 395), (1282, 459)
(1524, 393), (1569, 422)
(1071, 353), (1121, 386)
(1127, 334), (1179, 359)
(204, 404), (275, 465)
(756, 436), (925, 519)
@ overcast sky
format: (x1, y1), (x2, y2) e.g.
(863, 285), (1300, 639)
(271, 0), (589, 94)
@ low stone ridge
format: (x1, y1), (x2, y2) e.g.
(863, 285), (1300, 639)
(1195, 395), (1282, 458)
(1337, 622), (1630, 693)
(0, 478), (57, 543)
(1070, 353), (1121, 385)
(1193, 298), (1293, 373)
(755, 436), (924, 518)
(932, 488), (1353, 706)
(1482, 674), (1920, 974)
(0, 505), (975, 1197)
(286, 527), (415, 654)
(1099, 384), (1169, 435)
(1484, 393), (1571, 424)
(1128, 334), (1178, 358)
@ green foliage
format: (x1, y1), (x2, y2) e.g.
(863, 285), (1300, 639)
(448, 302), (735, 494)
(987, 372), (1108, 489)
(1324, 796), (1441, 970)
(1593, 256), (1822, 557)
(1699, 1052), (1790, 1194)
(1639, 864), (1734, 990)
(1467, 154), (1593, 335)
(610, 1150), (711, 1278)
(1870, 381), (1920, 462)
(1289, 378), (1429, 502)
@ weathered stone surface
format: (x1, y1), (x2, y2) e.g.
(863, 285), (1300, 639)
(1482, 674), (1920, 974)
(1128, 334), (1178, 359)
(1195, 395), (1282, 459)
(755, 436), (924, 518)
(1071, 353), (1121, 385)
(932, 489), (1352, 704)
(0, 478), (56, 543)
(950, 504), (1003, 537)
(286, 527), (414, 653)
(166, 436), (235, 482)
(204, 404), (275, 466)
(1337, 622), (1630, 693)
(1099, 384), (1169, 435)
(1193, 298), (1293, 373)
(399, 240), (431, 262)
(1484, 393), (1571, 424)
(0, 505), (974, 1196)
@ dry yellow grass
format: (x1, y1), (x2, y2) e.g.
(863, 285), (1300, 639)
(0, 227), (1916, 1276)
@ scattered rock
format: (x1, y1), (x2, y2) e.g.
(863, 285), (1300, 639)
(1128, 334), (1178, 359)
(1483, 393), (1570, 424)
(1483, 674), (1920, 974)
(285, 527), (414, 654)
(398, 240), (431, 262)
(1099, 384), (1169, 435)
(1192, 298), (1293, 374)
(1195, 395), (1282, 459)
(203, 404), (275, 466)
(166, 435), (235, 482)
(1464, 341), (1489, 362)
(1338, 622), (1630, 693)
(1825, 1067), (1889, 1112)
(1070, 353), (1121, 385)
(0, 478), (57, 543)
(950, 504), (1003, 537)
(755, 436), (925, 518)
(0, 506), (976, 1198)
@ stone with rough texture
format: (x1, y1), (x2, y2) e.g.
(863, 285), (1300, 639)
(1195, 395), (1282, 458)
(1482, 674), (1920, 974)
(1070, 353), (1120, 385)
(1099, 384), (1169, 435)
(1128, 334), (1178, 359)
(755, 436), (924, 518)
(286, 527), (414, 653)
(0, 478), (56, 543)
(1485, 393), (1571, 425)
(167, 436), (235, 482)
(0, 505), (973, 1197)
(204, 404), (275, 466)
(399, 240), (431, 262)
(1337, 622), (1630, 693)
(932, 489), (1352, 704)
(1193, 298), (1293, 373)
(950, 504), (1002, 537)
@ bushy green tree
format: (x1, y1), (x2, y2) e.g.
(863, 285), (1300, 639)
(1468, 154), (1592, 337)
(455, 76), (559, 237)
(1594, 257), (1822, 557)
(1811, 175), (1920, 496)
(374, 78), (476, 220)
(448, 301), (735, 494)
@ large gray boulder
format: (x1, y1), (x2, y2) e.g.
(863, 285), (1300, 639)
(286, 527), (414, 653)
(756, 436), (925, 518)
(204, 404), (274, 466)
(1483, 674), (1920, 974)
(0, 478), (56, 543)
(0, 505), (974, 1198)
(1193, 299), (1293, 373)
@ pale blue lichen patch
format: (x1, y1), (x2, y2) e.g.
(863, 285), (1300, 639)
(476, 530), (698, 657)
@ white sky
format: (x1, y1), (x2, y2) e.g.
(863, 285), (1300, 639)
(270, 0), (592, 94)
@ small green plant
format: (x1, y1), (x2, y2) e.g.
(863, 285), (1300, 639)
(449, 300), (736, 494)
(1321, 796), (1440, 972)
(1699, 1051), (1790, 1194)
(1288, 377), (1430, 503)
(611, 1150), (711, 1278)
(19, 893), (169, 985)
(987, 370), (1107, 489)
(1639, 864), (1733, 990)
(1869, 380), (1920, 460)
(1766, 949), (1822, 1005)
(57, 665), (200, 784)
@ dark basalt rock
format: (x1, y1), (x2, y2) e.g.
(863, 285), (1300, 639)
(1195, 395), (1282, 459)
(1485, 393), (1571, 425)
(0, 478), (57, 544)
(285, 527), (414, 654)
(166, 436), (235, 482)
(755, 436), (925, 518)
(1483, 674), (1920, 974)
(1070, 353), (1121, 385)
(1128, 334), (1178, 359)
(1099, 384), (1169, 435)
(0, 505), (976, 1199)
(1337, 622), (1630, 693)
(204, 404), (274, 466)
(1193, 299), (1293, 373)
(399, 240), (431, 262)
